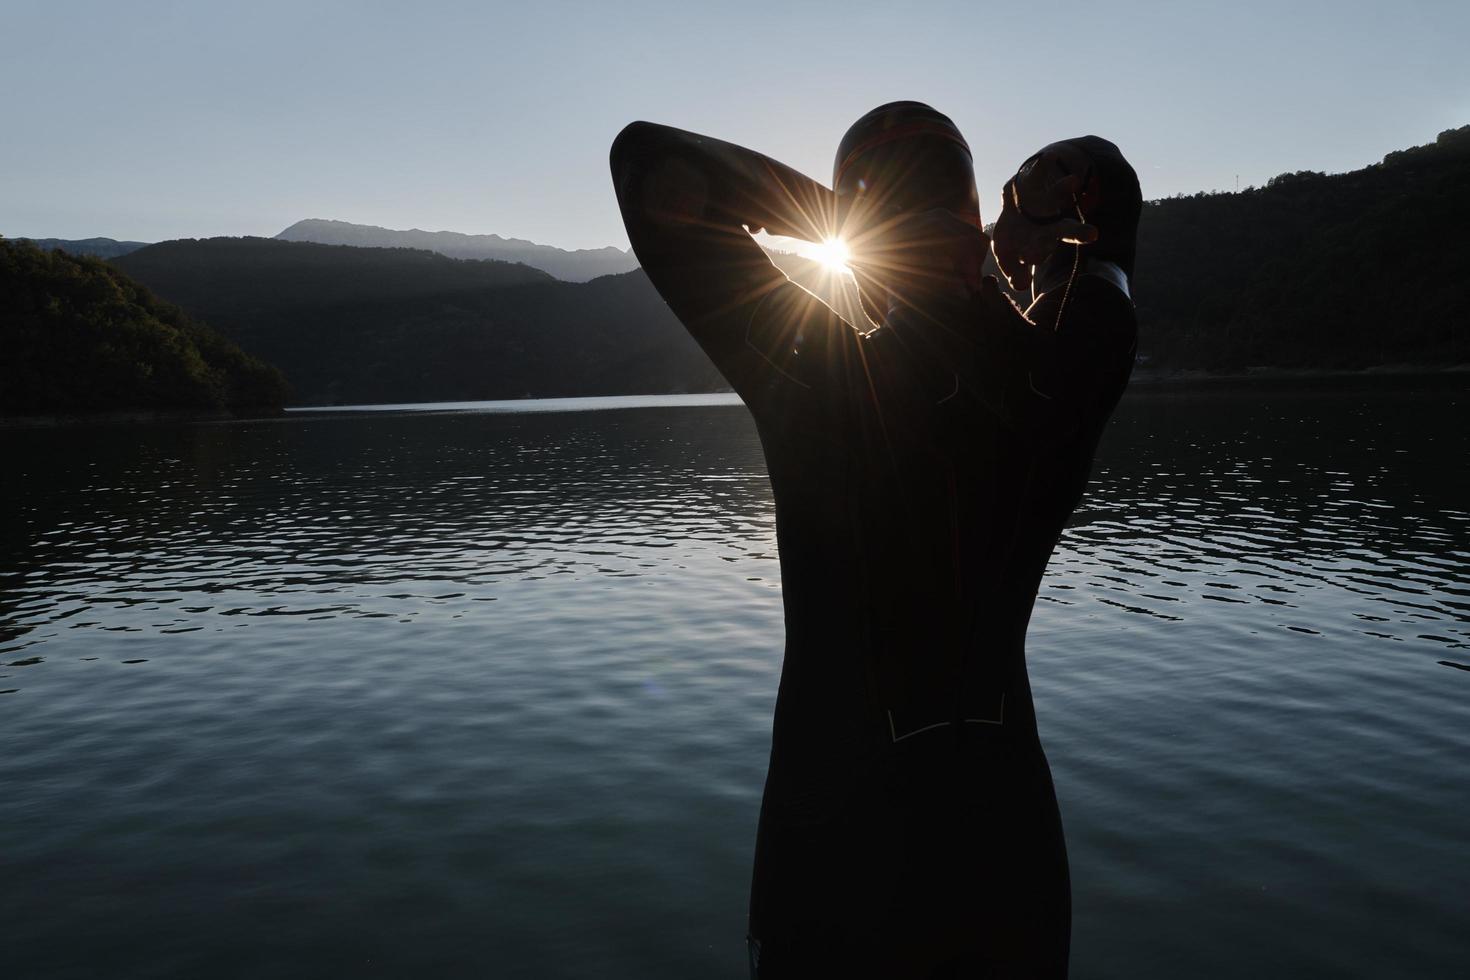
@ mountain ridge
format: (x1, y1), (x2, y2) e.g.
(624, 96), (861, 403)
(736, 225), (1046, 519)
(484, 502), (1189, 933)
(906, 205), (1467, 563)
(276, 218), (638, 282)
(13, 237), (150, 260)
(112, 237), (719, 405)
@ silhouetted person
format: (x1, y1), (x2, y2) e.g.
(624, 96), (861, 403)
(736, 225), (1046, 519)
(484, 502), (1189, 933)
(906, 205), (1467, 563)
(610, 104), (1139, 978)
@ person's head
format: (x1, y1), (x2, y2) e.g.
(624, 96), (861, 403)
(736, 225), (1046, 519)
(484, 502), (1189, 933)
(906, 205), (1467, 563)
(834, 102), (981, 238)
(833, 102), (982, 320)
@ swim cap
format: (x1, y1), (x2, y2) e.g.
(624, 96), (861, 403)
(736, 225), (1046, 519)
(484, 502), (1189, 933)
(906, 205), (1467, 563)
(834, 102), (981, 229)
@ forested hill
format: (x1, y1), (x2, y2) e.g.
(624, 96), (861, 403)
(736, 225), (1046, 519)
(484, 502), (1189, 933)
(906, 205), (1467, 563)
(0, 238), (287, 417)
(277, 219), (639, 282)
(114, 238), (722, 405)
(1130, 124), (1470, 370)
(13, 237), (149, 260)
(116, 236), (554, 306)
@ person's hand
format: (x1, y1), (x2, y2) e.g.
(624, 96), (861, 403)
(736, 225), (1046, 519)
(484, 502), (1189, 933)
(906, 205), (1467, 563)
(992, 143), (1099, 293)
(1015, 143), (1096, 221)
(973, 272), (1030, 326)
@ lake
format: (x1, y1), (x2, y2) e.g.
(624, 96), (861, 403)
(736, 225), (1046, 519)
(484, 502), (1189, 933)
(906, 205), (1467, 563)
(2, 381), (1466, 979)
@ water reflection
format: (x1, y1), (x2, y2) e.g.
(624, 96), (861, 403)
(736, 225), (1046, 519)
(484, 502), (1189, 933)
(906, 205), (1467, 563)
(1, 383), (1466, 979)
(1, 407), (778, 659)
(1053, 384), (1468, 655)
(3, 385), (1463, 669)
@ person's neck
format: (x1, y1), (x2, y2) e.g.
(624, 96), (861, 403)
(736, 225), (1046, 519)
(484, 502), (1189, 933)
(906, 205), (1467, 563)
(1032, 248), (1081, 300)
(1032, 249), (1131, 301)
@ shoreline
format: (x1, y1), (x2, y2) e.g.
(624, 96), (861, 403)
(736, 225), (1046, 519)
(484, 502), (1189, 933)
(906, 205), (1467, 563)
(5, 365), (1464, 428)
(0, 408), (260, 430)
(1127, 363), (1469, 387)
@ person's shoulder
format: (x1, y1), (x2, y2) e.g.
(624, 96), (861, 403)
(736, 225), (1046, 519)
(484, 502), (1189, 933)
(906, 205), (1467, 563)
(1033, 275), (1134, 361)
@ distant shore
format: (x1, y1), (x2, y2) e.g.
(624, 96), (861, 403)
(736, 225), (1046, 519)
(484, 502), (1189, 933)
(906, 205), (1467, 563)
(5, 364), (1464, 428)
(0, 408), (246, 430)
(1123, 364), (1458, 387)
(1126, 363), (1470, 390)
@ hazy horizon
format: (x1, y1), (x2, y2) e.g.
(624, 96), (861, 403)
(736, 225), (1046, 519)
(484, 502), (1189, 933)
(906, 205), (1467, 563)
(5, 0), (1467, 252)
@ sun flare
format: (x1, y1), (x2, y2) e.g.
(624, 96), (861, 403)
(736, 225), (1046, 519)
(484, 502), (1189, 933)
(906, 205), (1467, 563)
(805, 237), (852, 276)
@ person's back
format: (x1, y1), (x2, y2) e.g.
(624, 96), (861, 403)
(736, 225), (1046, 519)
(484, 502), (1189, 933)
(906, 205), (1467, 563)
(610, 107), (1139, 977)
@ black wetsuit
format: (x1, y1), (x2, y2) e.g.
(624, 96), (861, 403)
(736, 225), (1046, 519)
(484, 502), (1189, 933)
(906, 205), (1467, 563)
(612, 127), (1138, 979)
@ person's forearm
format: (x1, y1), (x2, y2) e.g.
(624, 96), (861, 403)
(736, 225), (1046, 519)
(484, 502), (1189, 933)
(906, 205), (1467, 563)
(608, 121), (848, 404)
(610, 121), (836, 244)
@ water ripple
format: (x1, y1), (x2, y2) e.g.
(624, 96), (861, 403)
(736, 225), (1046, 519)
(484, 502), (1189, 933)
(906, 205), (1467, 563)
(2, 385), (1467, 979)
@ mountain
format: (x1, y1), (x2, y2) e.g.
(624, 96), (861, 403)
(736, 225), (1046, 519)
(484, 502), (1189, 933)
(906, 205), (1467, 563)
(14, 237), (150, 260)
(113, 237), (721, 405)
(276, 218), (639, 282)
(117, 236), (553, 307)
(0, 237), (286, 417)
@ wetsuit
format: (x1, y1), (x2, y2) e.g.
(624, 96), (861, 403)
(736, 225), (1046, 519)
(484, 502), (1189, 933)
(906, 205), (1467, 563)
(610, 124), (1138, 978)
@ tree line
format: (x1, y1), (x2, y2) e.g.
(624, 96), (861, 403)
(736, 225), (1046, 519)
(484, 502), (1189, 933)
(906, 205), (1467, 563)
(1128, 124), (1469, 371)
(0, 237), (287, 416)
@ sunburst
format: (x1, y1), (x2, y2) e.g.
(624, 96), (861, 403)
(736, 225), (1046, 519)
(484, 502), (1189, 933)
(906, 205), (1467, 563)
(797, 236), (851, 277)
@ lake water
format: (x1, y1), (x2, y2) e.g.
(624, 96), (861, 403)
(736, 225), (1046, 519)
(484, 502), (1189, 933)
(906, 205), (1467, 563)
(2, 382), (1467, 979)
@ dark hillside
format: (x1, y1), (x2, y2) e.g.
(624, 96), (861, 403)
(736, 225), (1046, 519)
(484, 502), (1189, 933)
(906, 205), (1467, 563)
(115, 238), (720, 405)
(1130, 125), (1470, 370)
(116, 237), (553, 309)
(0, 238), (287, 417)
(13, 237), (149, 260)
(277, 219), (639, 282)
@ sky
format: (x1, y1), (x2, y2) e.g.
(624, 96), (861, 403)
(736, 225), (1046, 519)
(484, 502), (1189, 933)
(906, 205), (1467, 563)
(4, 0), (1467, 251)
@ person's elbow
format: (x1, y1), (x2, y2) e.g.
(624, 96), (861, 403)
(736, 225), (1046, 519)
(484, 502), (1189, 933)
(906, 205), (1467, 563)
(610, 121), (713, 236)
(609, 121), (672, 187)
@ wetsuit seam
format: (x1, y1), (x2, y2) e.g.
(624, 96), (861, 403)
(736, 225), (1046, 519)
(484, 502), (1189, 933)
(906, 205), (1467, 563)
(745, 288), (812, 390)
(887, 695), (1005, 742)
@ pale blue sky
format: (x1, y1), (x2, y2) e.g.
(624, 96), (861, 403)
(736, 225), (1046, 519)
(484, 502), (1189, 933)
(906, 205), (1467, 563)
(4, 0), (1465, 250)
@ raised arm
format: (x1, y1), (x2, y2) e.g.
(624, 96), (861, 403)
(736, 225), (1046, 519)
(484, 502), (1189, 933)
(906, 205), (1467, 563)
(990, 135), (1141, 300)
(609, 122), (854, 409)
(963, 136), (1142, 440)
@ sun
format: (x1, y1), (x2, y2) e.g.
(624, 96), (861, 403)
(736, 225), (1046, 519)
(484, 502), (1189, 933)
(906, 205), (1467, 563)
(804, 237), (852, 276)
